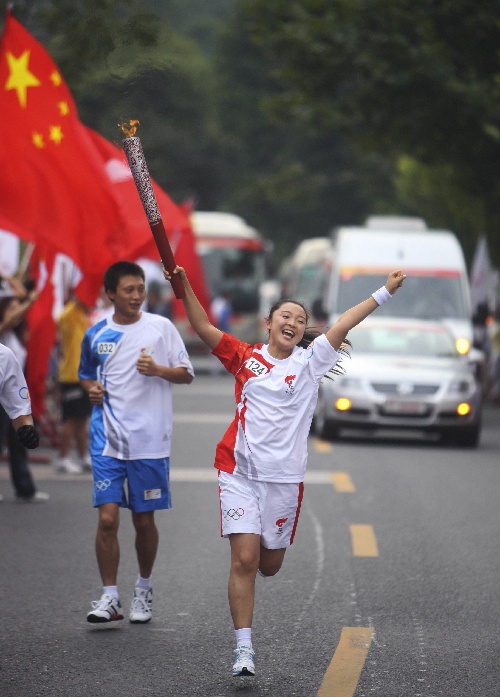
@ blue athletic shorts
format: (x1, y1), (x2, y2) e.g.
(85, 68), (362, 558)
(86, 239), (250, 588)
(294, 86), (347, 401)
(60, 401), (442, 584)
(91, 454), (172, 512)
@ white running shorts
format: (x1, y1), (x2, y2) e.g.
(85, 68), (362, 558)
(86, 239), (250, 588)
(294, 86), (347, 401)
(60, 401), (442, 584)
(218, 471), (304, 549)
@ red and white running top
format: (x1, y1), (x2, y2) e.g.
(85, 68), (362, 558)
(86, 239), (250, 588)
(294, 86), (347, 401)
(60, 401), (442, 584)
(212, 332), (340, 483)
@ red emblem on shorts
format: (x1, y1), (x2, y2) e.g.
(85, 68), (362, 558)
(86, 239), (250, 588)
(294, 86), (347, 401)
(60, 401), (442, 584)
(276, 517), (288, 528)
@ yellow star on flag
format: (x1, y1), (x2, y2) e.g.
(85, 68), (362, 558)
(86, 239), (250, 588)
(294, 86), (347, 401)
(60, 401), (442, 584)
(5, 49), (40, 108)
(58, 101), (69, 116)
(50, 70), (62, 87)
(32, 132), (45, 148)
(49, 124), (63, 144)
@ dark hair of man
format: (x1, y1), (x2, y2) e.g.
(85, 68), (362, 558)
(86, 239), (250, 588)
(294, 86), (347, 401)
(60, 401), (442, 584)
(104, 261), (145, 293)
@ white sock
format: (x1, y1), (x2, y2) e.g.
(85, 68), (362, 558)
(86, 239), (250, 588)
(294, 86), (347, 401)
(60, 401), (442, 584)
(136, 575), (152, 591)
(103, 585), (119, 599)
(235, 628), (252, 648)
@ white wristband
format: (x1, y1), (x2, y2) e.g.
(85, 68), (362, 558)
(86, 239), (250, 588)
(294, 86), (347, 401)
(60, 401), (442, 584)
(372, 286), (392, 305)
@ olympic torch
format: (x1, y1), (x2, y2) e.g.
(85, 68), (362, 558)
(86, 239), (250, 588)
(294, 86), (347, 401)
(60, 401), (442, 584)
(119, 120), (185, 299)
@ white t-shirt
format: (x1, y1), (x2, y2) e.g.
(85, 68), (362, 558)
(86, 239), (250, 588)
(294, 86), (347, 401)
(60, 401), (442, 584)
(79, 312), (194, 460)
(212, 332), (340, 483)
(0, 344), (31, 419)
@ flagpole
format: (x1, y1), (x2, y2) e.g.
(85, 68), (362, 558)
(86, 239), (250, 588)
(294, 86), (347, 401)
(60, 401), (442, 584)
(18, 241), (35, 279)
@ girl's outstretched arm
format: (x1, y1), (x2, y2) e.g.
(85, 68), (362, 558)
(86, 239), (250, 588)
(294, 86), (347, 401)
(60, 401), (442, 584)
(326, 270), (406, 350)
(163, 266), (223, 350)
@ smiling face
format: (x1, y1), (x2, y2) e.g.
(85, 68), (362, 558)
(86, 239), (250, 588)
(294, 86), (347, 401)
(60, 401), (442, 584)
(266, 301), (308, 359)
(107, 274), (146, 325)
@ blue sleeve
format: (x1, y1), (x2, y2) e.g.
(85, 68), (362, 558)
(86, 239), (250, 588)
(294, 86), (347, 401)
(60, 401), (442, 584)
(78, 330), (97, 381)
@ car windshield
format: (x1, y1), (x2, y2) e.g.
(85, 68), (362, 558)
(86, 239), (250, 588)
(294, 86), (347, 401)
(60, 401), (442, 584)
(347, 325), (458, 357)
(293, 264), (330, 306)
(337, 274), (469, 320)
(198, 246), (266, 312)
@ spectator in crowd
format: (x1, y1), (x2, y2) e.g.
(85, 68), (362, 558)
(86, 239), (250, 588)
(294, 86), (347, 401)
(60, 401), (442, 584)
(0, 278), (48, 502)
(55, 296), (92, 474)
(146, 280), (172, 319)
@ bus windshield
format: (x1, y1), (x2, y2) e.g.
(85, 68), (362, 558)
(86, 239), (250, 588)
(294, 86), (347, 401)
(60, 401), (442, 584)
(198, 244), (266, 312)
(337, 274), (470, 320)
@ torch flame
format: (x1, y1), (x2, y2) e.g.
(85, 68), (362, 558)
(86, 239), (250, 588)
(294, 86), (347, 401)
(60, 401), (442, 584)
(118, 119), (140, 138)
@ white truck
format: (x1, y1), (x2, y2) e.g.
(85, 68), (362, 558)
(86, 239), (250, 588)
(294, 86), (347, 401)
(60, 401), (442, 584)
(321, 216), (475, 358)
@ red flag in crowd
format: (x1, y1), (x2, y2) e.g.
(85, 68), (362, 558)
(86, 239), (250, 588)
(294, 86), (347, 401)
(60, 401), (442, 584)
(0, 9), (123, 306)
(25, 246), (57, 421)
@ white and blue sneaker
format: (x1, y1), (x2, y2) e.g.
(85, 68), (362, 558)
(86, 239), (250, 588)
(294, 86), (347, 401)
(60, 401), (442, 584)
(87, 593), (124, 623)
(232, 644), (255, 676)
(129, 587), (153, 623)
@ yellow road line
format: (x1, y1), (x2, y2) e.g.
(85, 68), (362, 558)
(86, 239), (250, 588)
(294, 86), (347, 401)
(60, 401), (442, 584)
(330, 471), (355, 492)
(350, 524), (379, 557)
(316, 626), (373, 696)
(313, 437), (333, 453)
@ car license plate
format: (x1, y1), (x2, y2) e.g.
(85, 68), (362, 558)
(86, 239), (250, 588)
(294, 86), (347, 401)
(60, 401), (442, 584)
(383, 400), (427, 415)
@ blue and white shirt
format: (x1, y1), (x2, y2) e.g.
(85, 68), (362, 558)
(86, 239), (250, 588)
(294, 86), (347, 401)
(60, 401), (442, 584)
(79, 312), (194, 460)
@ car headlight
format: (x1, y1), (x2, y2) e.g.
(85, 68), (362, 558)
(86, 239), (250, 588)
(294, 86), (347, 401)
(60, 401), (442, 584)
(448, 376), (475, 394)
(455, 337), (470, 355)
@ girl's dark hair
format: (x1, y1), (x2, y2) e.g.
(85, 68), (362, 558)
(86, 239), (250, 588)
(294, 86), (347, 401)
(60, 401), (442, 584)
(266, 298), (351, 378)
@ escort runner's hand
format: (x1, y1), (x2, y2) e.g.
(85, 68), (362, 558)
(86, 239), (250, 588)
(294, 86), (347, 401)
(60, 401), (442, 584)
(88, 382), (105, 405)
(17, 424), (40, 449)
(136, 354), (159, 377)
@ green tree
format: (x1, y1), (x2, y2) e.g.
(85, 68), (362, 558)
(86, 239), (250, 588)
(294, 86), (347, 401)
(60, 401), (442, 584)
(214, 3), (395, 256)
(243, 0), (500, 261)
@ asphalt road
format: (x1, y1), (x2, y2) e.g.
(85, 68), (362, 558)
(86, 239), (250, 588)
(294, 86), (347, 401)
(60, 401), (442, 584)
(1, 374), (500, 696)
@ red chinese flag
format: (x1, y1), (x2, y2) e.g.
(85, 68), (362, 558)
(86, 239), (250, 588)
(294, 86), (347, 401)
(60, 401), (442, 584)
(25, 246), (57, 421)
(85, 127), (191, 260)
(0, 10), (122, 306)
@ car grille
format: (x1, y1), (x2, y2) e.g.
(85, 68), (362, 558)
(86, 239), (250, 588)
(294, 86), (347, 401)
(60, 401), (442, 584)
(370, 383), (439, 396)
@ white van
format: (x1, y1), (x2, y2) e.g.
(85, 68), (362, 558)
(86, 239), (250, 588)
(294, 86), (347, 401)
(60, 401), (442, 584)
(322, 216), (474, 354)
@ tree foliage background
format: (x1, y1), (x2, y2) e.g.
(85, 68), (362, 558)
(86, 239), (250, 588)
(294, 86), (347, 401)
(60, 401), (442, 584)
(2, 0), (499, 265)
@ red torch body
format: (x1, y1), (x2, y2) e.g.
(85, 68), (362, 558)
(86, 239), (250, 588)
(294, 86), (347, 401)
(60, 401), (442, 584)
(121, 135), (185, 299)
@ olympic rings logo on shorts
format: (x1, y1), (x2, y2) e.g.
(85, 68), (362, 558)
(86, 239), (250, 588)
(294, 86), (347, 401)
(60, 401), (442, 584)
(223, 507), (245, 521)
(95, 479), (112, 491)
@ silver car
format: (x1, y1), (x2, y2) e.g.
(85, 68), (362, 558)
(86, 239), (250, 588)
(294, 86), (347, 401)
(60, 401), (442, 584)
(313, 318), (482, 447)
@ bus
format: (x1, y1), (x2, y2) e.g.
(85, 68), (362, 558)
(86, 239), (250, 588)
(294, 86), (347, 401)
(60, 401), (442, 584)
(321, 216), (475, 355)
(178, 211), (270, 348)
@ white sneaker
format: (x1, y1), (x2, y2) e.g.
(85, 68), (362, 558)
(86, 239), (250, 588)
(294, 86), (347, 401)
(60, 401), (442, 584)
(54, 457), (83, 474)
(87, 594), (124, 623)
(129, 587), (153, 623)
(232, 644), (255, 676)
